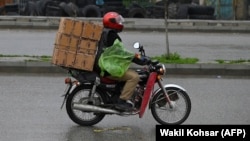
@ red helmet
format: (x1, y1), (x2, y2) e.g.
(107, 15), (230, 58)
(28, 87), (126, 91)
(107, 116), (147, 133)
(103, 12), (124, 32)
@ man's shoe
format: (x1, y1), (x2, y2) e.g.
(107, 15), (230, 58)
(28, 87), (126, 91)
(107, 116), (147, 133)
(115, 99), (133, 112)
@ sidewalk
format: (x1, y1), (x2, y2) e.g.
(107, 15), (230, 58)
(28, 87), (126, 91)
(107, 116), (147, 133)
(0, 17), (249, 76)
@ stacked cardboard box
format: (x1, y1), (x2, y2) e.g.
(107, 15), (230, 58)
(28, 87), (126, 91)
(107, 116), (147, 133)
(52, 18), (103, 71)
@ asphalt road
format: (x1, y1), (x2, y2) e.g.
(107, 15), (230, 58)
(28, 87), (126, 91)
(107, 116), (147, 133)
(0, 74), (249, 141)
(0, 29), (249, 63)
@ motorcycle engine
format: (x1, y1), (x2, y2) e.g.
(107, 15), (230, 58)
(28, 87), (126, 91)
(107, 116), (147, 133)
(131, 85), (144, 109)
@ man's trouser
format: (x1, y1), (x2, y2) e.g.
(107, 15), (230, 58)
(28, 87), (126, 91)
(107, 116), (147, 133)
(107, 69), (140, 100)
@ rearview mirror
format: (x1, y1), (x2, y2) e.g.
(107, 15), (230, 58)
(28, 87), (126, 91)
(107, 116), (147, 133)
(133, 42), (140, 49)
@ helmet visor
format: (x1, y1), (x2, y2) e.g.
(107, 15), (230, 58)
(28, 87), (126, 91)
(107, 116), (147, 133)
(115, 15), (125, 25)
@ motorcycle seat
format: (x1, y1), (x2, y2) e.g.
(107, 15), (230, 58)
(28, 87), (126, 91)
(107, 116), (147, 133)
(100, 77), (118, 84)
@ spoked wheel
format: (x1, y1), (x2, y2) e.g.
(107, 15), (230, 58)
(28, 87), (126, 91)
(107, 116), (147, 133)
(66, 85), (106, 126)
(151, 87), (191, 125)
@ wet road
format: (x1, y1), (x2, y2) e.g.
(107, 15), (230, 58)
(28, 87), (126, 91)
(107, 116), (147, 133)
(0, 29), (249, 63)
(0, 74), (249, 141)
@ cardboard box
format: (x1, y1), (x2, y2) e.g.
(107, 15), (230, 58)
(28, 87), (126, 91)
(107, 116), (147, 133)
(74, 53), (96, 71)
(91, 24), (103, 40)
(81, 22), (93, 39)
(58, 18), (74, 35)
(52, 48), (76, 68)
(72, 20), (83, 37)
(81, 22), (103, 40)
(54, 44), (68, 51)
(52, 48), (67, 66)
(53, 18), (103, 71)
(68, 36), (79, 52)
(79, 39), (98, 50)
(55, 33), (80, 52)
(65, 51), (76, 68)
(78, 49), (96, 55)
(55, 33), (70, 47)
(51, 48), (58, 65)
(78, 39), (98, 55)
(52, 48), (96, 71)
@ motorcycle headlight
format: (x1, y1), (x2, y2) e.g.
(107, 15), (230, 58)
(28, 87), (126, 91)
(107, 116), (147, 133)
(158, 64), (166, 75)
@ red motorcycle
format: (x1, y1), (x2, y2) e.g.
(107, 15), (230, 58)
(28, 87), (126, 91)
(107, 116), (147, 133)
(60, 42), (191, 126)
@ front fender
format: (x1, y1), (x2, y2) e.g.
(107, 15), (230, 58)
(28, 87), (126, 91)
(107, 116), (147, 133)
(153, 84), (187, 95)
(148, 84), (187, 109)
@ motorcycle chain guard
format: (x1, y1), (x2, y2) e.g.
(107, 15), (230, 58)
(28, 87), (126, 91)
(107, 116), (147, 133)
(139, 72), (157, 118)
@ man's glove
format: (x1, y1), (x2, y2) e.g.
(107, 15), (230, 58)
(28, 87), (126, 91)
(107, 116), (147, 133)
(133, 54), (151, 65)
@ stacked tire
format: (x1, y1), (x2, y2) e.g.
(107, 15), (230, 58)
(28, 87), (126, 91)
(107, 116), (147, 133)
(46, 1), (67, 17)
(188, 5), (216, 20)
(20, 0), (101, 17)
(148, 0), (192, 19)
(128, 7), (146, 18)
(102, 0), (128, 18)
(21, 0), (65, 16)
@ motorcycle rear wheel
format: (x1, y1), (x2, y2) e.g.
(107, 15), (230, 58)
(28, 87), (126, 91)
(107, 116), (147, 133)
(151, 87), (191, 125)
(66, 85), (106, 126)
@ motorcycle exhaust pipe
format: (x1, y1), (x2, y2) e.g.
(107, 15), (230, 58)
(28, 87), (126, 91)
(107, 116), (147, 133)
(73, 103), (120, 114)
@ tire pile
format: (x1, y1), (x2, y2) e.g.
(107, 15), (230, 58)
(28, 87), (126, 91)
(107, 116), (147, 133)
(188, 5), (215, 20)
(18, 0), (146, 18)
(0, 0), (215, 20)
(145, 0), (215, 20)
(20, 0), (99, 17)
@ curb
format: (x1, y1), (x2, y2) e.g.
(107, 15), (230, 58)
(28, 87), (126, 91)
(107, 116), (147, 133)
(0, 62), (249, 76)
(0, 16), (250, 33)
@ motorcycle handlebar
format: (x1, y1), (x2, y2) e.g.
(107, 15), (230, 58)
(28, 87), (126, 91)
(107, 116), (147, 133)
(133, 42), (159, 66)
(143, 56), (152, 65)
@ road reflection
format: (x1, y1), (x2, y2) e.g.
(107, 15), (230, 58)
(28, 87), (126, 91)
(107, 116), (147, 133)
(65, 124), (155, 141)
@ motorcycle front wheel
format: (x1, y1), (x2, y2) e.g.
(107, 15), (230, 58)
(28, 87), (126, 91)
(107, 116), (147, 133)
(151, 87), (191, 125)
(66, 85), (106, 126)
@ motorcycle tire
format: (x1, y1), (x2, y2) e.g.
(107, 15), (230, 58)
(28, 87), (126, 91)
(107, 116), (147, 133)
(66, 85), (106, 126)
(63, 2), (79, 17)
(81, 5), (101, 17)
(35, 0), (51, 16)
(151, 87), (191, 125)
(22, 1), (37, 16)
(128, 7), (146, 18)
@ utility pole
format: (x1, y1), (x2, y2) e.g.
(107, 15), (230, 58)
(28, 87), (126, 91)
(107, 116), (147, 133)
(164, 0), (170, 57)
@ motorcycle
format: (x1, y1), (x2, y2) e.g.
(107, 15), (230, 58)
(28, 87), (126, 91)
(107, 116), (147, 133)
(60, 42), (191, 126)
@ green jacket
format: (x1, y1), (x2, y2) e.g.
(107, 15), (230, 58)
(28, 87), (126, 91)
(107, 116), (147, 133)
(98, 39), (134, 77)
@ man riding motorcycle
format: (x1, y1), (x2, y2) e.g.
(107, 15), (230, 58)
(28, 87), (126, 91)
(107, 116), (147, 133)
(94, 12), (148, 112)
(60, 12), (191, 126)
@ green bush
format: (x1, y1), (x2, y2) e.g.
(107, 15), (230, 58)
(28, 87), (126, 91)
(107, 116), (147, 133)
(151, 52), (199, 64)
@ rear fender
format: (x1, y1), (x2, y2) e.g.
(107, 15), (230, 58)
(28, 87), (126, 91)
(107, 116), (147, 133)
(67, 82), (94, 97)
